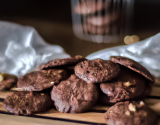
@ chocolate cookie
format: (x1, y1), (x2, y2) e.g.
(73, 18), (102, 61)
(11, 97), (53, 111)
(40, 55), (86, 70)
(74, 0), (108, 15)
(104, 101), (158, 125)
(87, 13), (117, 26)
(3, 91), (52, 115)
(0, 73), (18, 90)
(100, 66), (146, 103)
(82, 23), (109, 35)
(17, 69), (69, 91)
(75, 59), (120, 84)
(110, 56), (154, 83)
(51, 74), (99, 113)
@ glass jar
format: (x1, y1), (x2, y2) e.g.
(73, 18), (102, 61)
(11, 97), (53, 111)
(71, 0), (134, 43)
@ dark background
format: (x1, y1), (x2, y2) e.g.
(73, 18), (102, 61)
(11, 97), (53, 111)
(0, 0), (160, 56)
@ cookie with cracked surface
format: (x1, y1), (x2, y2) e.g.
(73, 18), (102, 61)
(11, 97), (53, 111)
(40, 55), (86, 70)
(17, 69), (69, 91)
(51, 74), (99, 113)
(0, 73), (18, 90)
(104, 101), (158, 125)
(100, 66), (146, 103)
(110, 56), (154, 83)
(75, 59), (120, 84)
(3, 91), (52, 115)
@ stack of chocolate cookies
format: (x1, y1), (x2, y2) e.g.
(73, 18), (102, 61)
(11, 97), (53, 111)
(3, 55), (158, 124)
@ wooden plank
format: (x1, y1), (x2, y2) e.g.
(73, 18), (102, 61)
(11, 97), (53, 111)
(150, 86), (160, 97)
(0, 102), (105, 124)
(0, 91), (13, 99)
(0, 114), (86, 125)
(1, 86), (160, 124)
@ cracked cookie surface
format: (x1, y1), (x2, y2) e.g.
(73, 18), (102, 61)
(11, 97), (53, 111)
(17, 69), (69, 91)
(3, 91), (52, 115)
(75, 59), (120, 84)
(51, 74), (98, 113)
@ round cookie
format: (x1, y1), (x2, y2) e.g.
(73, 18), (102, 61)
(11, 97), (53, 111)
(104, 101), (158, 125)
(75, 59), (120, 84)
(83, 23), (109, 35)
(74, 0), (108, 15)
(3, 91), (52, 115)
(110, 56), (154, 83)
(87, 13), (118, 26)
(40, 55), (86, 70)
(51, 74), (99, 113)
(17, 69), (69, 91)
(0, 73), (18, 90)
(100, 66), (146, 103)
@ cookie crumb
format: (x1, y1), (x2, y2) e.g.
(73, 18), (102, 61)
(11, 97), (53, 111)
(128, 103), (136, 112)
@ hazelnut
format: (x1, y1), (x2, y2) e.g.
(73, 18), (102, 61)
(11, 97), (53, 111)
(128, 103), (136, 112)
(109, 111), (112, 113)
(125, 111), (130, 116)
(51, 81), (55, 84)
(123, 81), (131, 87)
(0, 73), (4, 81)
(139, 101), (145, 106)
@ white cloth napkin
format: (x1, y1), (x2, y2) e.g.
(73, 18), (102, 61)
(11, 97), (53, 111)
(0, 21), (70, 77)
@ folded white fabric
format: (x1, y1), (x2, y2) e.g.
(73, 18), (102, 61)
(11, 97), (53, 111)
(0, 21), (70, 77)
(87, 33), (160, 80)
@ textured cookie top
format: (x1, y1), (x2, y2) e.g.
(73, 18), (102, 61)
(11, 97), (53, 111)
(110, 56), (154, 83)
(40, 55), (86, 70)
(104, 101), (158, 125)
(74, 0), (108, 15)
(0, 73), (18, 90)
(17, 69), (69, 91)
(3, 91), (52, 115)
(100, 66), (146, 102)
(75, 59), (120, 84)
(51, 74), (99, 113)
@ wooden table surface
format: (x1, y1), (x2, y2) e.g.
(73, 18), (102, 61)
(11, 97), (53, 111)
(0, 17), (160, 125)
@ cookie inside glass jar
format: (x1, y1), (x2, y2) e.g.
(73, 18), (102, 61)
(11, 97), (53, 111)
(71, 0), (133, 43)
